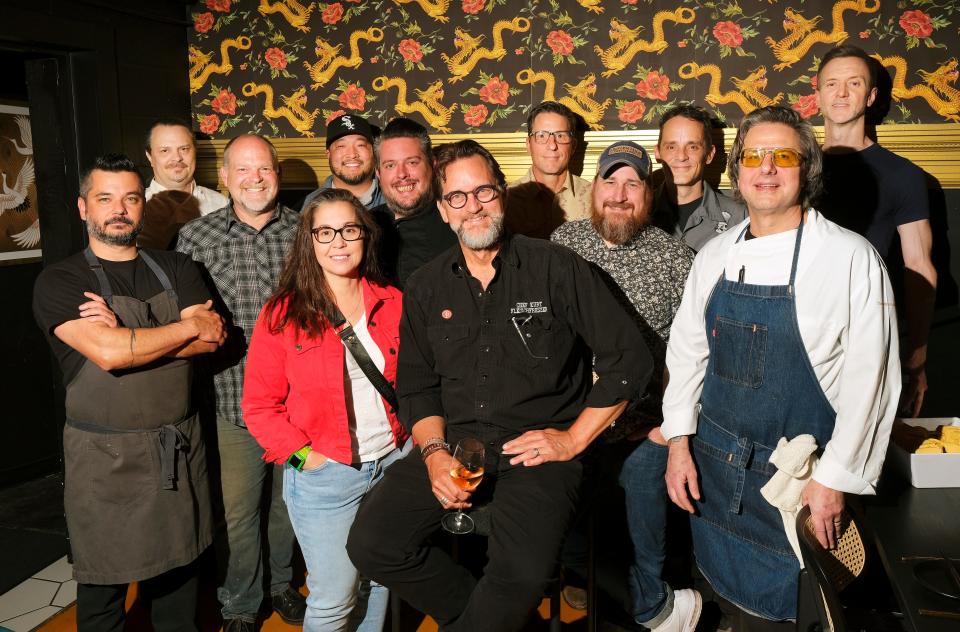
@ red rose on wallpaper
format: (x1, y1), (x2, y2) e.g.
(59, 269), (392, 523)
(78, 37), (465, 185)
(464, 104), (488, 127)
(194, 12), (214, 33)
(713, 21), (743, 48)
(398, 39), (424, 63)
(478, 76), (509, 106)
(322, 3), (345, 25)
(546, 30), (575, 56)
(205, 0), (231, 12)
(265, 48), (288, 70)
(899, 10), (933, 38)
(462, 0), (485, 15)
(810, 75), (818, 90)
(859, 30), (871, 39)
(338, 84), (367, 111)
(325, 110), (347, 124)
(636, 71), (670, 101)
(210, 89), (237, 115)
(199, 114), (220, 135)
(792, 94), (819, 119)
(618, 100), (646, 124)
(622, 0), (638, 4)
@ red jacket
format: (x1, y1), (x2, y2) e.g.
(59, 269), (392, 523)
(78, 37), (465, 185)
(242, 278), (409, 464)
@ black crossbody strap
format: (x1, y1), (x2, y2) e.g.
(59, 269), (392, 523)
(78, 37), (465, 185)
(331, 309), (399, 411)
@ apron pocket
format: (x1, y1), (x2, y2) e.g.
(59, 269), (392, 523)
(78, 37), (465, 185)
(710, 316), (766, 388)
(84, 433), (158, 506)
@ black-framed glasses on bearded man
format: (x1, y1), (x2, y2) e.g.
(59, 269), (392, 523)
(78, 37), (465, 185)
(311, 224), (364, 243)
(528, 130), (574, 145)
(441, 185), (501, 209)
(739, 147), (804, 168)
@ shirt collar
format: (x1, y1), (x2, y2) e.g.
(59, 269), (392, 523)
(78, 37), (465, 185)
(519, 167), (573, 194)
(448, 232), (520, 277)
(224, 203), (284, 232)
(147, 178), (196, 197)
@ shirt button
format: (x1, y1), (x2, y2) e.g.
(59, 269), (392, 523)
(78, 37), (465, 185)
(480, 374), (487, 382)
(369, 321), (376, 327)
(484, 318), (492, 325)
(389, 348), (397, 355)
(478, 402), (486, 409)
(482, 345), (491, 352)
(621, 379), (628, 385)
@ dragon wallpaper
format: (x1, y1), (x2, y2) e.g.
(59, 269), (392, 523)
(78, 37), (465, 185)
(187, 0), (959, 138)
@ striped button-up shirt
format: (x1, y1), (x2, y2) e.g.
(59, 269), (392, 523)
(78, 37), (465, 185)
(177, 204), (298, 426)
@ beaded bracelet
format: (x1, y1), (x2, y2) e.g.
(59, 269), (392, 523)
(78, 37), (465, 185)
(419, 436), (447, 452)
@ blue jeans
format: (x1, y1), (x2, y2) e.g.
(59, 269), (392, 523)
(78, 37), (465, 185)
(285, 440), (411, 632)
(620, 438), (674, 627)
(215, 419), (295, 620)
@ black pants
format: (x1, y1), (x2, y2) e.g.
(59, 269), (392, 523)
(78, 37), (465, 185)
(347, 448), (583, 632)
(75, 561), (199, 632)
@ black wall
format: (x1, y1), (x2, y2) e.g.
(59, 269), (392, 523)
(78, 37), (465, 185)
(0, 0), (192, 486)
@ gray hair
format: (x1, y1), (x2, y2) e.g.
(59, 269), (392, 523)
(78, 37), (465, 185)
(727, 106), (823, 210)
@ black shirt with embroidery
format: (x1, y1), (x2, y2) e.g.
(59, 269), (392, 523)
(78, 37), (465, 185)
(551, 221), (694, 439)
(397, 233), (652, 444)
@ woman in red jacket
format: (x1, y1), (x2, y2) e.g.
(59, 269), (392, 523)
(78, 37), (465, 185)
(243, 188), (410, 632)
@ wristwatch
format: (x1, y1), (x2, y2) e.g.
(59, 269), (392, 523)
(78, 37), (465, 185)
(287, 445), (312, 471)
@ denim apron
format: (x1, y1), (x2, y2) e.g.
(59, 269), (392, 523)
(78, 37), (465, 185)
(61, 248), (213, 584)
(690, 217), (835, 620)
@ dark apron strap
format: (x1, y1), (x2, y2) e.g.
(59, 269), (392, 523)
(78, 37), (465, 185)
(83, 247), (114, 302)
(66, 417), (190, 490)
(83, 248), (180, 302)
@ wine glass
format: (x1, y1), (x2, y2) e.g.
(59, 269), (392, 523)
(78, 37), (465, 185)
(441, 438), (485, 534)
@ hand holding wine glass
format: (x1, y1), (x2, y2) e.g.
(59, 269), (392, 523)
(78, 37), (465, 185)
(441, 438), (485, 534)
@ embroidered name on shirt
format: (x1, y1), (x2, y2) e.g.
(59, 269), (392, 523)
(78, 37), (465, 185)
(510, 301), (548, 315)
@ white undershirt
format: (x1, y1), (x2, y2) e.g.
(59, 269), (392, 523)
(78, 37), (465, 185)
(343, 313), (395, 462)
(661, 210), (901, 494)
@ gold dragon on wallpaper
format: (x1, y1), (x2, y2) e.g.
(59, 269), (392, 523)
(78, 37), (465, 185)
(441, 17), (531, 83)
(594, 8), (697, 77)
(765, 0), (881, 71)
(304, 27), (385, 89)
(187, 0), (960, 136)
(189, 36), (252, 94)
(873, 55), (960, 122)
(372, 76), (456, 132)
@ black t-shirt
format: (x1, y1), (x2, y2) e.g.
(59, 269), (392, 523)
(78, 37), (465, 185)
(370, 203), (458, 288)
(33, 248), (210, 385)
(820, 143), (929, 259)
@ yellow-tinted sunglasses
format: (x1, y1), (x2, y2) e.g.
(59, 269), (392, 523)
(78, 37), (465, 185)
(739, 147), (804, 168)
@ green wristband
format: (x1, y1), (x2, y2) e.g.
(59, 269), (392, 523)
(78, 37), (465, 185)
(287, 445), (312, 471)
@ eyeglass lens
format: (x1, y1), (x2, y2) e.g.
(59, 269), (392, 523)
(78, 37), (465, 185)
(740, 148), (803, 168)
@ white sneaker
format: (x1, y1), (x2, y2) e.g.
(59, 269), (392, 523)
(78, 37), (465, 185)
(651, 588), (702, 632)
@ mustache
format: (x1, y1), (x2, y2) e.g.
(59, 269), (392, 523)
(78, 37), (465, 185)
(105, 216), (135, 226)
(603, 202), (634, 211)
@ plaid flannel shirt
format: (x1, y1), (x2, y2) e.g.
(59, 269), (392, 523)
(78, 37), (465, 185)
(177, 203), (298, 426)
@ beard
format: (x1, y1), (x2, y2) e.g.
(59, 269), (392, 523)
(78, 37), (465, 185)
(384, 186), (433, 219)
(88, 215), (144, 247)
(454, 212), (504, 250)
(591, 203), (648, 246)
(332, 162), (375, 186)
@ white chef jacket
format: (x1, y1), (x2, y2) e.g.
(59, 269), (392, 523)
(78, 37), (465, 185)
(661, 210), (901, 495)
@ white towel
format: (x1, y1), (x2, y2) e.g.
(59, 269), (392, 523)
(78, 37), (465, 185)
(760, 434), (819, 567)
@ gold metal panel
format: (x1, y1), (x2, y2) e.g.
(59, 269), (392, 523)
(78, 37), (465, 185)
(195, 124), (960, 191)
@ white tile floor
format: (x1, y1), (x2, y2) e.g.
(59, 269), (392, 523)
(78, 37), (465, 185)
(0, 557), (73, 632)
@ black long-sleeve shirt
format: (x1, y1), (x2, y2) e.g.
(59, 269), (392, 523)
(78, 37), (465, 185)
(397, 234), (652, 440)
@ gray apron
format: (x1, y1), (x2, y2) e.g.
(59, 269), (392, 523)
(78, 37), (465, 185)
(62, 248), (213, 584)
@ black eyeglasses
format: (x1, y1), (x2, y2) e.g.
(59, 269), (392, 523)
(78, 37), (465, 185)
(511, 315), (550, 360)
(311, 224), (364, 243)
(441, 185), (501, 210)
(529, 130), (574, 145)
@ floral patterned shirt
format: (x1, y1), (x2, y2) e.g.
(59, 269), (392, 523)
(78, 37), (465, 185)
(551, 220), (694, 440)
